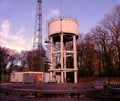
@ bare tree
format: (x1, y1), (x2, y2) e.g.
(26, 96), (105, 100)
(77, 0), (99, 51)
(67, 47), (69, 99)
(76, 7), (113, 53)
(0, 46), (20, 82)
(77, 5), (120, 77)
(77, 34), (94, 77)
(91, 26), (114, 76)
(0, 47), (9, 81)
(101, 5), (120, 75)
(24, 47), (47, 72)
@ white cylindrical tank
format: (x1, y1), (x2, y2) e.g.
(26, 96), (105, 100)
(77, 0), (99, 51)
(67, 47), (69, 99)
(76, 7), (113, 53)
(48, 18), (78, 36)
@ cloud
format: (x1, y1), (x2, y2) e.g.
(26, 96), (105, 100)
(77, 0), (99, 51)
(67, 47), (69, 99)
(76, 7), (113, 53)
(0, 20), (32, 52)
(0, 20), (10, 39)
(47, 9), (60, 20)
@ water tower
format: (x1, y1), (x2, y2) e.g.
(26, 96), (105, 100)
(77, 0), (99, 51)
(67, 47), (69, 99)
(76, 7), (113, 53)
(48, 18), (79, 83)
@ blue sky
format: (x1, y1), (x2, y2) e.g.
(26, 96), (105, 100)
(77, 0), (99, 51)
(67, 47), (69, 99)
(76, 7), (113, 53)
(0, 0), (120, 52)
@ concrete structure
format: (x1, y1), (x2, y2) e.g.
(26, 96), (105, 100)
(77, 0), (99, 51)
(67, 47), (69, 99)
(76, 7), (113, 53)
(48, 18), (79, 83)
(10, 72), (49, 83)
(10, 72), (24, 83)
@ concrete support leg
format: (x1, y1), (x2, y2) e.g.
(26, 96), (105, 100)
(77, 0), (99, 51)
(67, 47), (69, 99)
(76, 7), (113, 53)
(50, 72), (52, 80)
(73, 35), (78, 83)
(74, 71), (77, 83)
(61, 71), (64, 83)
(64, 72), (66, 83)
(60, 33), (64, 83)
(50, 37), (53, 81)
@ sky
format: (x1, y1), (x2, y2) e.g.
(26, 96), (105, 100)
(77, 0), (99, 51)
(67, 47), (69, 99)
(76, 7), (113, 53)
(0, 0), (120, 53)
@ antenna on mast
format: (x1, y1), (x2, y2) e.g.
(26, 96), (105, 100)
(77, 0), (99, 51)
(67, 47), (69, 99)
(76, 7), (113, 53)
(60, 0), (62, 19)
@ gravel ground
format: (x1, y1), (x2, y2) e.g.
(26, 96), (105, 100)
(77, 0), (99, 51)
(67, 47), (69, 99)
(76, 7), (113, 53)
(0, 95), (98, 101)
(0, 83), (99, 101)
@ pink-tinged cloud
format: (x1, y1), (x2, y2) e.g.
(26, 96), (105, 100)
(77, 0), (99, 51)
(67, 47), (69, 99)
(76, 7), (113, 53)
(47, 9), (60, 20)
(0, 20), (32, 52)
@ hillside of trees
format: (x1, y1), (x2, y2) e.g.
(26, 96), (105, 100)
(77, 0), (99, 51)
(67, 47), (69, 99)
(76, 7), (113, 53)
(0, 5), (120, 82)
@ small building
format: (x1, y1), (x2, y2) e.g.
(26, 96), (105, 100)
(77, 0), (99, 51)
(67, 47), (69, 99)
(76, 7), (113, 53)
(10, 72), (49, 83)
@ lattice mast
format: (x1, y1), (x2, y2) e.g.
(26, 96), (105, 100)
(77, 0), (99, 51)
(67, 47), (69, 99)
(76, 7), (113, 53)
(33, 0), (42, 70)
(33, 0), (42, 50)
